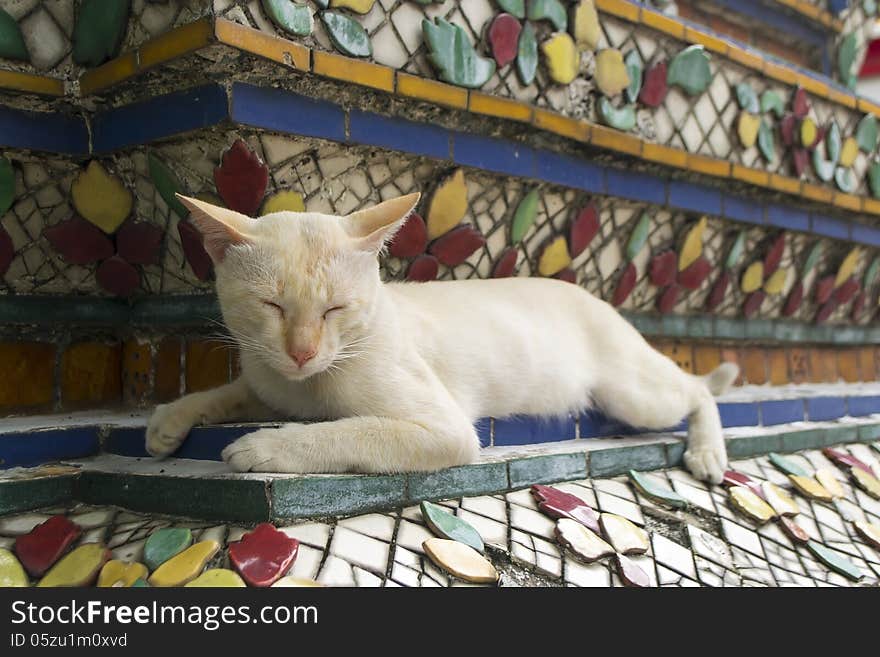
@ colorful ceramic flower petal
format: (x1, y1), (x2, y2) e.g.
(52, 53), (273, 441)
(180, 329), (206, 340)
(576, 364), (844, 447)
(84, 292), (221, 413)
(98, 560), (149, 588)
(737, 112), (760, 148)
(185, 568), (247, 587)
(538, 236), (571, 277)
(428, 224), (485, 266)
(839, 137), (859, 167)
(728, 486), (776, 524)
(823, 448), (874, 476)
(763, 268), (787, 295)
(178, 220), (213, 281)
(144, 528), (193, 571)
(615, 553), (651, 587)
(778, 516), (810, 545)
(572, 0), (600, 49)
(835, 247), (861, 288)
(792, 87), (809, 119)
(542, 32), (579, 84)
(568, 204), (599, 258)
(657, 284), (680, 314)
(0, 548), (28, 587)
(741, 261), (764, 293)
(527, 0), (567, 30)
(678, 257), (711, 291)
(427, 169), (467, 240)
(678, 216), (707, 271)
(769, 452), (809, 477)
(388, 212), (428, 258)
(322, 11), (371, 57)
(531, 484), (601, 533)
(853, 520), (880, 549)
(516, 22), (538, 85)
(639, 60), (668, 107)
(628, 470), (686, 508)
(857, 114), (878, 152)
(667, 45), (711, 96)
(262, 0), (314, 36)
(329, 0), (374, 14)
(37, 543), (110, 587)
(497, 0), (525, 20)
(96, 256), (140, 297)
(705, 271), (730, 311)
(261, 190), (305, 215)
(555, 518), (614, 562)
(761, 482), (799, 517)
(43, 215), (115, 265)
(492, 248), (518, 278)
(815, 468), (846, 499)
(735, 82), (759, 113)
(72, 0), (129, 66)
(14, 515), (82, 577)
(760, 90), (784, 117)
(789, 475), (833, 502)
(423, 17), (495, 88)
(422, 538), (498, 584)
(488, 13), (521, 68)
(71, 161), (133, 234)
(421, 501), (484, 553)
(807, 541), (863, 581)
(271, 576), (324, 587)
(743, 290), (765, 318)
(213, 140), (269, 217)
(595, 48), (630, 97)
(0, 9), (28, 61)
(722, 471), (764, 497)
(758, 119), (775, 162)
(649, 251), (677, 287)
(148, 153), (189, 219)
(148, 540), (221, 587)
(850, 467), (880, 499)
(624, 50), (643, 104)
(599, 513), (648, 555)
(625, 213), (650, 261)
(612, 262), (637, 306)
(228, 523), (300, 587)
(511, 188), (539, 243)
(406, 254), (439, 281)
(116, 220), (164, 266)
(815, 274), (836, 304)
(597, 97), (636, 131)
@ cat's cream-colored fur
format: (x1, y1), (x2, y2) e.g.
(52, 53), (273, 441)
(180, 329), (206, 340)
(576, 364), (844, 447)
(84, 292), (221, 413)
(146, 193), (738, 483)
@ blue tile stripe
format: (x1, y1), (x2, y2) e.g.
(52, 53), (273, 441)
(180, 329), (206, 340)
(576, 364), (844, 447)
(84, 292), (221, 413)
(0, 104), (89, 155)
(5, 393), (877, 467)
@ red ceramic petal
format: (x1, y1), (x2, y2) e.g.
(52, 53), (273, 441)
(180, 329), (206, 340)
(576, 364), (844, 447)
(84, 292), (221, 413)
(388, 212), (427, 258)
(492, 248), (518, 278)
(178, 220), (213, 281)
(677, 256), (711, 290)
(815, 275), (835, 304)
(555, 268), (576, 283)
(488, 13), (521, 68)
(213, 139), (268, 216)
(705, 271), (730, 311)
(406, 254), (438, 282)
(14, 515), (82, 577)
(763, 234), (785, 277)
(815, 298), (838, 323)
(530, 484), (601, 534)
(612, 262), (637, 306)
(43, 215), (114, 265)
(228, 523), (300, 587)
(743, 290), (765, 318)
(780, 114), (796, 146)
(96, 255), (140, 297)
(0, 226), (13, 276)
(833, 277), (860, 305)
(428, 224), (485, 266)
(657, 283), (680, 313)
(569, 204), (599, 258)
(648, 251), (677, 287)
(779, 516), (810, 544)
(782, 280), (804, 316)
(639, 61), (667, 107)
(616, 554), (651, 587)
(852, 290), (866, 321)
(792, 148), (809, 178)
(792, 87), (809, 119)
(722, 471), (765, 499)
(822, 447), (875, 476)
(116, 220), (164, 265)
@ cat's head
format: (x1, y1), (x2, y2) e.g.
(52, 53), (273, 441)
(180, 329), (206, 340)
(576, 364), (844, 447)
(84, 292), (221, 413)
(177, 192), (419, 381)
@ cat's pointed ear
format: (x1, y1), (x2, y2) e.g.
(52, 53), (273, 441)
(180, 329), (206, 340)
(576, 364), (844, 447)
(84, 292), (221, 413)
(343, 192), (420, 254)
(176, 194), (256, 263)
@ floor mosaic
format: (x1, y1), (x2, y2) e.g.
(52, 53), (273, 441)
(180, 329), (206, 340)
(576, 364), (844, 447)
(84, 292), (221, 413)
(2, 443), (878, 587)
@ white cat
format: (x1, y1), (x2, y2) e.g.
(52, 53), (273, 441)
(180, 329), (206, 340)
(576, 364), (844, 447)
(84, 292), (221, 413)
(146, 193), (738, 483)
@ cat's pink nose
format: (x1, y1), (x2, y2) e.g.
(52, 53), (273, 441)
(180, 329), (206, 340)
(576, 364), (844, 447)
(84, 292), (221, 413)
(289, 348), (316, 367)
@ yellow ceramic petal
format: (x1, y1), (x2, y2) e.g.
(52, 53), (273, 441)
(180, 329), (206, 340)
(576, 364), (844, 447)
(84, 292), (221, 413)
(573, 0), (601, 50)
(763, 267), (788, 295)
(148, 540), (220, 587)
(835, 247), (861, 288)
(71, 161), (133, 234)
(329, 0), (374, 13)
(678, 216), (707, 271)
(261, 190), (305, 215)
(741, 261), (764, 293)
(850, 467), (880, 499)
(728, 486), (776, 524)
(599, 513), (649, 554)
(0, 548), (28, 587)
(594, 49), (630, 97)
(815, 468), (845, 499)
(185, 568), (246, 587)
(538, 236), (572, 276)
(737, 112), (760, 148)
(853, 520), (880, 548)
(788, 475), (833, 502)
(423, 538), (498, 583)
(839, 137), (859, 167)
(542, 33), (579, 85)
(761, 481), (799, 516)
(800, 118), (817, 147)
(97, 560), (149, 587)
(427, 169), (467, 239)
(38, 543), (110, 587)
(272, 576), (324, 587)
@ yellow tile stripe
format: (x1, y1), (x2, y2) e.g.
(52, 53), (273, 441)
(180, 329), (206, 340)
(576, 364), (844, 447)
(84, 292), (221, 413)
(214, 19), (309, 70)
(0, 69), (64, 97)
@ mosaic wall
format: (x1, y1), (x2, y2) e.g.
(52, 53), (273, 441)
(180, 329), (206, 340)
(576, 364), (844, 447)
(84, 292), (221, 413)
(1, 128), (879, 328)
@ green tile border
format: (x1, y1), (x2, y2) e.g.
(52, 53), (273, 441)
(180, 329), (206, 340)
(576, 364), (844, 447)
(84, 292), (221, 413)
(408, 462), (507, 501)
(507, 453), (588, 488)
(0, 475), (77, 515)
(270, 474), (408, 520)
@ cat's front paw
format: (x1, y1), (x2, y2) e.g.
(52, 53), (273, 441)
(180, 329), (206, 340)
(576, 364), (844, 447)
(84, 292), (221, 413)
(221, 428), (307, 473)
(683, 444), (727, 484)
(146, 402), (195, 457)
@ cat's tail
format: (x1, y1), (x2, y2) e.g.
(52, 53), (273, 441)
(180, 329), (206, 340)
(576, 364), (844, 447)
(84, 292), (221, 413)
(702, 362), (739, 396)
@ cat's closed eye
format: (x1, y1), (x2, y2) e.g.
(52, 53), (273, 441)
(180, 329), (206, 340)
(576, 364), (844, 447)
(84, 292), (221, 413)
(323, 306), (345, 319)
(262, 300), (284, 316)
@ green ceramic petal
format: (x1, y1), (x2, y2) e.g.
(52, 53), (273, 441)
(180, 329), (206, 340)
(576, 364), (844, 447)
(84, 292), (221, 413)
(870, 161), (880, 198)
(827, 122), (842, 164)
(598, 97), (636, 131)
(322, 11), (371, 58)
(516, 22), (538, 86)
(624, 50), (643, 104)
(148, 154), (188, 219)
(511, 188), (539, 243)
(420, 501), (484, 553)
(526, 0), (567, 31)
(0, 8), (28, 61)
(839, 32), (859, 90)
(834, 166), (855, 193)
(813, 150), (835, 182)
(628, 470), (686, 509)
(866, 0), (878, 16)
(132, 578), (150, 587)
(143, 527), (193, 571)
(857, 114), (878, 152)
(423, 17), (495, 88)
(667, 45), (711, 96)
(497, 0), (526, 19)
(261, 0), (313, 37)
(760, 90), (784, 117)
(0, 157), (14, 217)
(735, 82), (759, 113)
(769, 452), (809, 477)
(807, 541), (863, 581)
(725, 230), (746, 270)
(863, 255), (880, 287)
(803, 241), (822, 276)
(625, 212), (650, 261)
(72, 0), (131, 67)
(758, 119), (775, 163)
